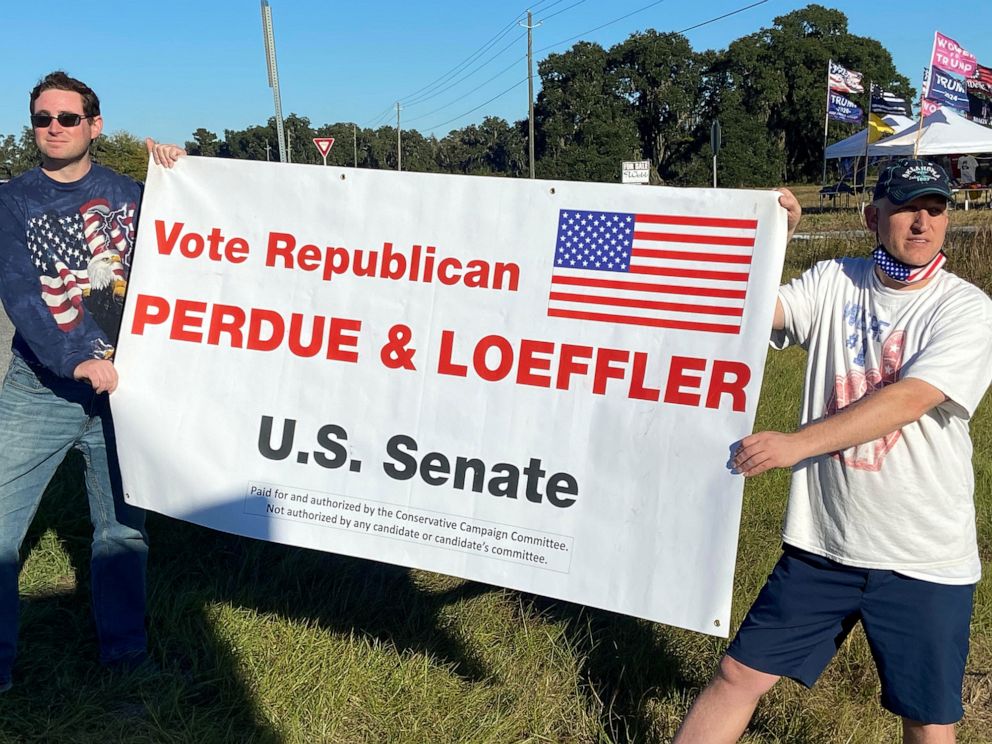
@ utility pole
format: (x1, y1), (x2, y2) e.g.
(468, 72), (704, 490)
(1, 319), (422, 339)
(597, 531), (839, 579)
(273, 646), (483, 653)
(520, 11), (542, 179)
(353, 123), (358, 167)
(265, 141), (271, 161)
(287, 128), (292, 163)
(396, 102), (402, 171)
(260, 0), (287, 163)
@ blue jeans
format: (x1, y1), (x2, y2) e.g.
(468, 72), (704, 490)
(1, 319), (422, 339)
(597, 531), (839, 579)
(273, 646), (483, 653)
(0, 355), (148, 683)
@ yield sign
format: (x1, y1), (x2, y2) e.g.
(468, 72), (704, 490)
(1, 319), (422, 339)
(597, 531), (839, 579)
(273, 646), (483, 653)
(313, 137), (335, 157)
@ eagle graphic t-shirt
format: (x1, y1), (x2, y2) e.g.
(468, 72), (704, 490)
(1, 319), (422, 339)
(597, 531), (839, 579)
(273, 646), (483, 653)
(0, 164), (140, 379)
(772, 258), (992, 584)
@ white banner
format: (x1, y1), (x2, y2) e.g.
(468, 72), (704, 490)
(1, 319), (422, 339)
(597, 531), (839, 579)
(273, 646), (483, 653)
(113, 158), (786, 636)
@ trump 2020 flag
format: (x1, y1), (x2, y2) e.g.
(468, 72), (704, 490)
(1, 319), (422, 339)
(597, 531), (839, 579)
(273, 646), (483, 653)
(828, 92), (863, 123)
(828, 60), (864, 94)
(547, 209), (756, 335)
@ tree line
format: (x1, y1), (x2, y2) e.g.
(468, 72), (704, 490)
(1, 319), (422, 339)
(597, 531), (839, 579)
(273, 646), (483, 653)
(2, 6), (912, 187)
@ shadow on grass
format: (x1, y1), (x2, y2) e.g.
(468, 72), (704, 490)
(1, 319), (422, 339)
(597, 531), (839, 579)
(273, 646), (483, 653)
(1, 452), (499, 742)
(512, 593), (697, 744)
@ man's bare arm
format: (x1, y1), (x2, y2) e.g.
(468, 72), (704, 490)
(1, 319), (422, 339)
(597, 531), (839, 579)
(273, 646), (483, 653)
(772, 188), (801, 331)
(732, 377), (946, 476)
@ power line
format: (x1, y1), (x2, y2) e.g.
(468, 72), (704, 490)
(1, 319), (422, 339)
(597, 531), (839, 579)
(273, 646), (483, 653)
(398, 0), (558, 105)
(384, 0), (774, 135)
(401, 0), (591, 109)
(677, 0), (767, 33)
(398, 2), (593, 126)
(404, 54), (526, 125)
(422, 78), (530, 132)
(363, 103), (396, 129)
(401, 25), (524, 105)
(536, 0), (670, 54)
(530, 0), (583, 19)
(534, 0), (769, 55)
(534, 0), (587, 25)
(403, 31), (526, 108)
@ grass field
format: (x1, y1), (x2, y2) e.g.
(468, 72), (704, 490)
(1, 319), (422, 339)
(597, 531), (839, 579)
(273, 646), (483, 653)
(0, 220), (989, 743)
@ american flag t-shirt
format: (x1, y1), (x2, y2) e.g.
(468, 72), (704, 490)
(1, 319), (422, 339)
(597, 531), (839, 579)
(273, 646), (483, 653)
(26, 200), (134, 332)
(547, 209), (758, 334)
(27, 211), (90, 331)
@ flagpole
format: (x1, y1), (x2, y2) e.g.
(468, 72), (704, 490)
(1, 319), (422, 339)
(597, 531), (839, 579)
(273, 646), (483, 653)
(915, 74), (927, 158)
(823, 59), (832, 187)
(858, 81), (873, 197)
(915, 35), (937, 158)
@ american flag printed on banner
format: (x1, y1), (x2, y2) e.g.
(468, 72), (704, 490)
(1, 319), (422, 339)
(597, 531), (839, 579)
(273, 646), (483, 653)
(547, 209), (757, 335)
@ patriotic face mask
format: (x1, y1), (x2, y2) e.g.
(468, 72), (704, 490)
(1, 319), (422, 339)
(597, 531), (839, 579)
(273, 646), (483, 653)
(872, 245), (946, 285)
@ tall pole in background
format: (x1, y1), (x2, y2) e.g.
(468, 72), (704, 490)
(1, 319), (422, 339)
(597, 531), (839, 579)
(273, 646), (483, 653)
(353, 124), (358, 167)
(710, 120), (721, 188)
(261, 0), (287, 163)
(521, 11), (542, 179)
(396, 102), (402, 171)
(821, 59), (832, 186)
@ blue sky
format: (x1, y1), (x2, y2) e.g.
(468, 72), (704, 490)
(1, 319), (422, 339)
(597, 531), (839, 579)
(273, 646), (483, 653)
(1, 0), (989, 149)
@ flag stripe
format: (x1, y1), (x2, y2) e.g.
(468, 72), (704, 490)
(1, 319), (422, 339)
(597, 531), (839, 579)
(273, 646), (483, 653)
(629, 265), (750, 282)
(548, 308), (741, 334)
(633, 230), (754, 247)
(633, 213), (757, 229)
(549, 291), (744, 316)
(563, 282), (745, 309)
(551, 272), (748, 299)
(632, 248), (753, 264)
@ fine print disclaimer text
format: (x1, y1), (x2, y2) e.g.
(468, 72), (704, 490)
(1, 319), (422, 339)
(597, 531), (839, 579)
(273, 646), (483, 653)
(243, 481), (573, 572)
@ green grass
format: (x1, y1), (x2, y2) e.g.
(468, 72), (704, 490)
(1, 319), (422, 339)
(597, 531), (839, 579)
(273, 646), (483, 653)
(787, 183), (992, 234)
(1, 234), (990, 743)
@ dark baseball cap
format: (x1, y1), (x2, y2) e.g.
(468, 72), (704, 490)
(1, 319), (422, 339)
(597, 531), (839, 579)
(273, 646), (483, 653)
(873, 159), (952, 205)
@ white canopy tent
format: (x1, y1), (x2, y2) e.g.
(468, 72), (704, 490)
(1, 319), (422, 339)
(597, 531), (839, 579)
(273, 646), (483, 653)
(824, 115), (914, 159)
(868, 108), (992, 156)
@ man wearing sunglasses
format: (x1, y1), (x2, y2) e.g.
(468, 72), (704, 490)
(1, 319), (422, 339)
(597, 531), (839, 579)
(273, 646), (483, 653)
(0, 70), (184, 692)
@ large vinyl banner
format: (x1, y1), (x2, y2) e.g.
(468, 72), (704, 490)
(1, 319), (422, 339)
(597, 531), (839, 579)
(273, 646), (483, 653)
(113, 158), (786, 636)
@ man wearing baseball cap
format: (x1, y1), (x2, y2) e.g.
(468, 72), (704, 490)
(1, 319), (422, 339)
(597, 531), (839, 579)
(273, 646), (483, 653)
(676, 160), (992, 743)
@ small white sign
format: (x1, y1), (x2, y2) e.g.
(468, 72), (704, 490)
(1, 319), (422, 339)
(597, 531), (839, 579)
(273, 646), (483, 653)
(622, 160), (650, 184)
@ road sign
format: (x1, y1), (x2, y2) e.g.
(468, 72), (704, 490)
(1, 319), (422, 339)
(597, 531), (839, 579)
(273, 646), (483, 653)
(313, 137), (335, 165)
(621, 160), (650, 184)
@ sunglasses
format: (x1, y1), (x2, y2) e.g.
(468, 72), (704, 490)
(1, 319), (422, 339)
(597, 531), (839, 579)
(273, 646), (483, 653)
(30, 112), (93, 128)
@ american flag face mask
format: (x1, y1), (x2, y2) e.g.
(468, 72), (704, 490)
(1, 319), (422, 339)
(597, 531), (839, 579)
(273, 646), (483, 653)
(872, 245), (946, 285)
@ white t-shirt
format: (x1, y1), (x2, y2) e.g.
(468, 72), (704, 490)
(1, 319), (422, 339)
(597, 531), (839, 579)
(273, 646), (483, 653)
(958, 155), (979, 183)
(773, 258), (992, 584)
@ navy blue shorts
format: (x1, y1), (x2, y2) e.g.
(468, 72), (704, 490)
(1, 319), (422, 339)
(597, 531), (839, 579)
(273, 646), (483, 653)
(727, 545), (975, 724)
